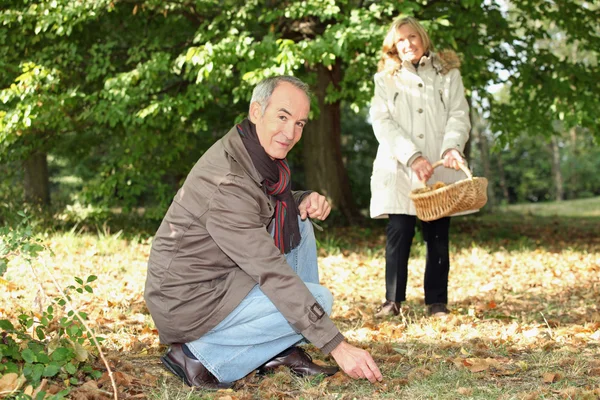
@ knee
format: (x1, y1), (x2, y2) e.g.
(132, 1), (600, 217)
(307, 284), (334, 316)
(297, 216), (315, 240)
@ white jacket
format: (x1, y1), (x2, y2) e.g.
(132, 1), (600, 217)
(369, 52), (471, 218)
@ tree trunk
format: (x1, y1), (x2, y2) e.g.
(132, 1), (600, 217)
(303, 63), (359, 224)
(496, 155), (510, 203)
(550, 136), (564, 201)
(23, 152), (50, 206)
(473, 125), (495, 210)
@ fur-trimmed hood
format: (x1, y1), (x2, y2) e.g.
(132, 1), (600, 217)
(381, 50), (462, 76)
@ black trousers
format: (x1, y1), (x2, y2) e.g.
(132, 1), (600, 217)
(384, 214), (451, 305)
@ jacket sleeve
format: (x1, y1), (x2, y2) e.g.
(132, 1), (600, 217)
(369, 73), (421, 166)
(440, 69), (471, 158)
(292, 190), (312, 207)
(205, 178), (341, 352)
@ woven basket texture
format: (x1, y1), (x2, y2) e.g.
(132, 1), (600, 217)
(409, 161), (488, 221)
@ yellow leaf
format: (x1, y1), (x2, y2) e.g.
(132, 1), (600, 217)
(73, 341), (89, 362)
(542, 372), (560, 383)
(47, 337), (61, 355)
(0, 373), (26, 396)
(23, 385), (33, 396)
(466, 358), (490, 373)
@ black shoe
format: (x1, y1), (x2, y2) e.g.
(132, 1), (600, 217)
(427, 303), (449, 318)
(258, 346), (338, 377)
(160, 344), (232, 389)
(375, 300), (400, 317)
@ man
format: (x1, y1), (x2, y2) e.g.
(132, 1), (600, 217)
(144, 75), (383, 389)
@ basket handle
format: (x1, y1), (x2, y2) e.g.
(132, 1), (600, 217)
(421, 160), (472, 184)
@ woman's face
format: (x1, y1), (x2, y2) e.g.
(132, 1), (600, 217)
(395, 24), (425, 63)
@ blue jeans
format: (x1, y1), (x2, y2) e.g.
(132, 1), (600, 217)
(186, 217), (333, 383)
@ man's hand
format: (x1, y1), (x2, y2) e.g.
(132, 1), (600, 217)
(411, 156), (433, 182)
(443, 149), (466, 170)
(298, 192), (331, 221)
(330, 341), (383, 383)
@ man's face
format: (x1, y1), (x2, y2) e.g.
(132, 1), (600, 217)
(249, 82), (310, 160)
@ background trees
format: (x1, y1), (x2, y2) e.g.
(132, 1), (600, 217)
(1, 0), (598, 224)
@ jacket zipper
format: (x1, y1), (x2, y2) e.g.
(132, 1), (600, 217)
(439, 89), (446, 111)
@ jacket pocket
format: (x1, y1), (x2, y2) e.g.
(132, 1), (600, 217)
(371, 169), (395, 191)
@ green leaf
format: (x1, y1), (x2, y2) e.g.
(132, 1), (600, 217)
(35, 326), (46, 340)
(3, 361), (19, 374)
(36, 352), (50, 364)
(86, 275), (97, 283)
(64, 362), (77, 375)
(35, 391), (48, 400)
(0, 319), (15, 330)
(43, 363), (61, 377)
(21, 348), (37, 363)
(0, 258), (7, 276)
(51, 347), (71, 362)
(31, 363), (45, 382)
(74, 277), (83, 285)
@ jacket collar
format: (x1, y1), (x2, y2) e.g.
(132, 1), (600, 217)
(399, 52), (442, 74)
(221, 125), (264, 186)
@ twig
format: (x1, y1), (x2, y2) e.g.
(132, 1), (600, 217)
(38, 256), (118, 400)
(540, 312), (554, 339)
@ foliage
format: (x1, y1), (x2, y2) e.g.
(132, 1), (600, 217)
(0, 213), (103, 398)
(470, 127), (600, 204)
(1, 1), (598, 219)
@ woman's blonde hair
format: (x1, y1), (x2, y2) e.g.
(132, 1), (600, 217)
(377, 16), (461, 75)
(378, 17), (432, 74)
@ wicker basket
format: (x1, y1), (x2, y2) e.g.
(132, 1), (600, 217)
(409, 160), (488, 221)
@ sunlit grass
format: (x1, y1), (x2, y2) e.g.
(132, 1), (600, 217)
(499, 196), (600, 217)
(2, 199), (600, 399)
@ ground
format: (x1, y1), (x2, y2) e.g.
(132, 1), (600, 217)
(2, 199), (600, 399)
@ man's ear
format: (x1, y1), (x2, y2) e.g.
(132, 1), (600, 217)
(249, 101), (262, 123)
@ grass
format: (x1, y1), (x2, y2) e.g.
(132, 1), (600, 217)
(498, 196), (600, 218)
(2, 197), (600, 399)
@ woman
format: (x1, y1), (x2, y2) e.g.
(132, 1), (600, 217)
(369, 16), (471, 317)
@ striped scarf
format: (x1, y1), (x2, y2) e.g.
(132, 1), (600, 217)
(237, 119), (300, 254)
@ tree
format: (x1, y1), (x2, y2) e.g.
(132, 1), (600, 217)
(1, 0), (598, 222)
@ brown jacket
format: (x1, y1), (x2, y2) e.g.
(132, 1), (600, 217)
(144, 126), (342, 353)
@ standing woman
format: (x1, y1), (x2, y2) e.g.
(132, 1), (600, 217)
(369, 16), (471, 317)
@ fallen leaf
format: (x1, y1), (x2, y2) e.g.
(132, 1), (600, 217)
(542, 372), (561, 383)
(457, 387), (473, 395)
(588, 368), (600, 376)
(0, 373), (26, 395)
(407, 368), (432, 381)
(465, 358), (491, 373)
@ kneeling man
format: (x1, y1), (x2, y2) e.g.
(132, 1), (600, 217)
(144, 76), (382, 388)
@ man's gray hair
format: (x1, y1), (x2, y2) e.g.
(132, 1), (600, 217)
(249, 76), (310, 115)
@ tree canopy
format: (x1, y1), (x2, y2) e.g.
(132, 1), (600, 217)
(1, 0), (598, 220)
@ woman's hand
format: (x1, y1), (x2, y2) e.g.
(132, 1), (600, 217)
(411, 156), (433, 182)
(443, 149), (466, 170)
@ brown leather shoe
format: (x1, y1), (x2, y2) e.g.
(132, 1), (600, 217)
(160, 344), (232, 389)
(374, 300), (400, 317)
(258, 346), (339, 377)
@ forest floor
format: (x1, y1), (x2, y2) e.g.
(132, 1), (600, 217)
(2, 198), (600, 399)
